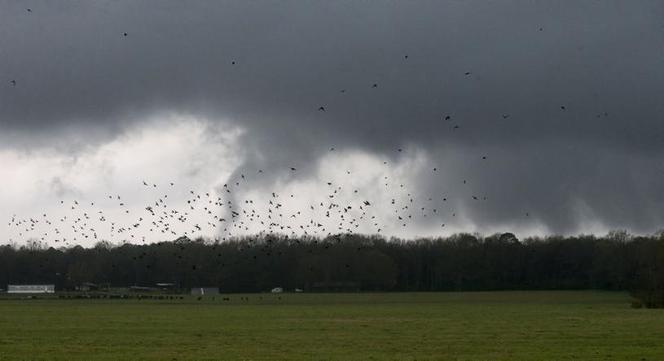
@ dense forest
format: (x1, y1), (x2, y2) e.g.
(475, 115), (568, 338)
(1, 231), (663, 307)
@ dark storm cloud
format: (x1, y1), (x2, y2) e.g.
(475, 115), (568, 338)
(1, 1), (664, 234)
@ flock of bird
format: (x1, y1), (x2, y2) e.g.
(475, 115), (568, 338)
(5, 7), (583, 248)
(7, 155), (487, 246)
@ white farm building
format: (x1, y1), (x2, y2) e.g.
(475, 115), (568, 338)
(7, 285), (55, 294)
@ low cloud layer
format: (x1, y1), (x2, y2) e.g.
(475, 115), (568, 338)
(2, 1), (664, 244)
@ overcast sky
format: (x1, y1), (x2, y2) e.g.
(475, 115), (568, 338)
(2, 1), (664, 246)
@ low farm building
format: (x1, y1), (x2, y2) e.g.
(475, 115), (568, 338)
(7, 285), (55, 294)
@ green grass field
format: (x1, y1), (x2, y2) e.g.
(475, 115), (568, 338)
(0, 291), (662, 361)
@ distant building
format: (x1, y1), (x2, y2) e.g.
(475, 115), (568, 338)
(7, 285), (55, 294)
(156, 283), (178, 292)
(76, 282), (99, 292)
(129, 286), (156, 293)
(191, 287), (219, 296)
(156, 282), (176, 288)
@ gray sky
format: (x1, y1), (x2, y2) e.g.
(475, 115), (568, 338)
(2, 1), (664, 245)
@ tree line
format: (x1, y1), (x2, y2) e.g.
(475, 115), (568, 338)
(1, 231), (663, 307)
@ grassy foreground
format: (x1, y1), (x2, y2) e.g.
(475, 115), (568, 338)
(0, 291), (662, 361)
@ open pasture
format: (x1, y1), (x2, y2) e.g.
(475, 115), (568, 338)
(0, 291), (662, 361)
